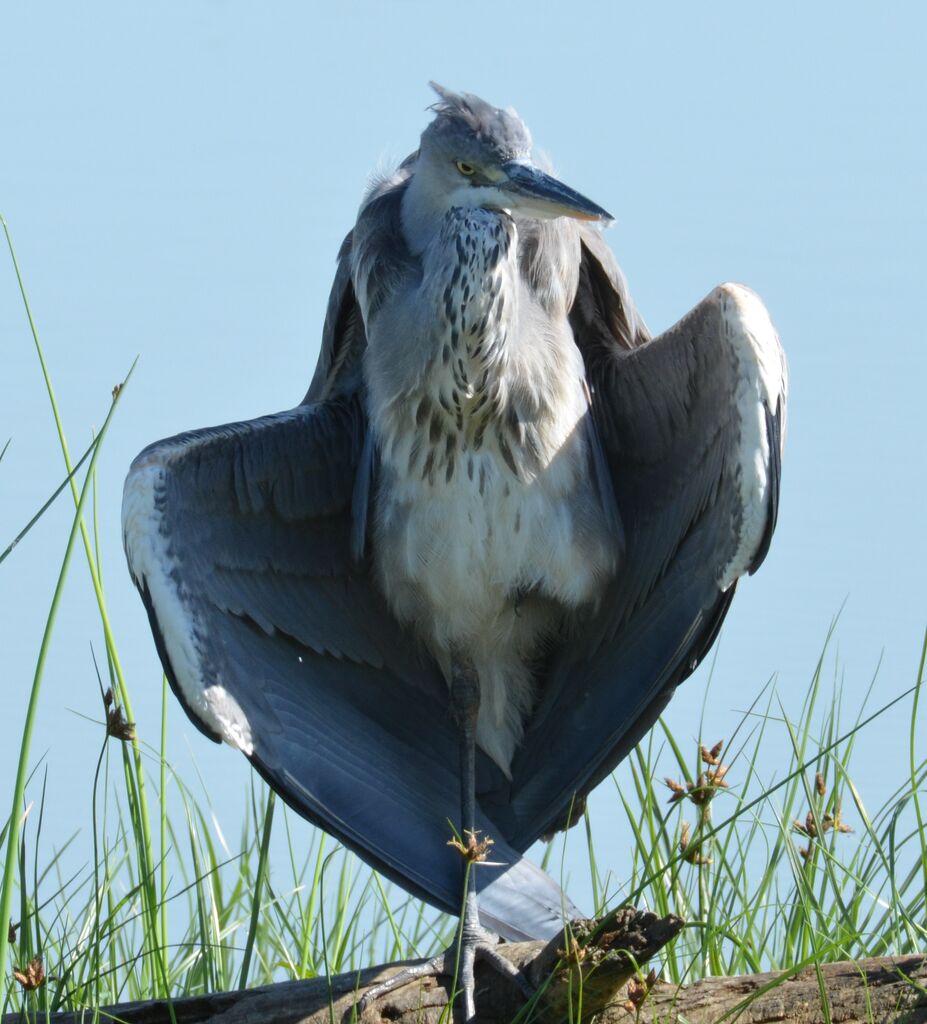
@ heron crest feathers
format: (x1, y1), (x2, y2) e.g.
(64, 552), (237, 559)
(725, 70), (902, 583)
(426, 82), (531, 161)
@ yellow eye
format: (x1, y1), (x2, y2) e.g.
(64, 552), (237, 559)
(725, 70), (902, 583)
(455, 160), (476, 176)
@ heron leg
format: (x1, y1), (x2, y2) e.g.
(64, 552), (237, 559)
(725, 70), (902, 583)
(356, 654), (531, 1021)
(452, 652), (480, 852)
(451, 654), (482, 1021)
(449, 653), (532, 1020)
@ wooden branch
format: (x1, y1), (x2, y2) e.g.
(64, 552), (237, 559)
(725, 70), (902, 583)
(3, 909), (678, 1024)
(617, 954), (927, 1024)
(5, 912), (924, 1024)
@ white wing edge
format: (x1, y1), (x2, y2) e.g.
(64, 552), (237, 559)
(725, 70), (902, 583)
(716, 283), (788, 590)
(122, 450), (255, 754)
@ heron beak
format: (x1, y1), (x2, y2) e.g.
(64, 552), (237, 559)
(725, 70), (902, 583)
(501, 162), (613, 223)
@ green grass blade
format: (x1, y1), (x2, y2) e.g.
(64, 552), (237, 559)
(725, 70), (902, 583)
(0, 380), (127, 1011)
(0, 435), (101, 567)
(238, 792), (275, 990)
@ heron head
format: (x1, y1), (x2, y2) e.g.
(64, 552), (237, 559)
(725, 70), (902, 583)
(416, 83), (613, 226)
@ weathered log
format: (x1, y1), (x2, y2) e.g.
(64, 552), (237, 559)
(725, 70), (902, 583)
(614, 954), (927, 1024)
(2, 909), (678, 1024)
(5, 917), (924, 1024)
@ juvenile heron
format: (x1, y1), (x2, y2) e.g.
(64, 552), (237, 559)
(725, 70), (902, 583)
(123, 84), (786, 1018)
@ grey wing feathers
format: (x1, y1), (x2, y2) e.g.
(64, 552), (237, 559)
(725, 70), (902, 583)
(302, 163), (416, 406)
(122, 391), (577, 941)
(486, 246), (786, 846)
(303, 235), (365, 404)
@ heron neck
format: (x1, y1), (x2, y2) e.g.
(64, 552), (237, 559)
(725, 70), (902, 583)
(400, 166), (484, 256)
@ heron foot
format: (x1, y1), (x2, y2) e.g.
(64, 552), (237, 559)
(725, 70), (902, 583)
(356, 927), (532, 1022)
(454, 926), (534, 1021)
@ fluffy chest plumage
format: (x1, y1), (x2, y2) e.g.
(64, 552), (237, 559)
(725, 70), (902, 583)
(367, 208), (615, 645)
(361, 206), (619, 769)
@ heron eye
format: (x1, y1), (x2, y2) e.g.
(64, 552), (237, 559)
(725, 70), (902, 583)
(455, 161), (476, 177)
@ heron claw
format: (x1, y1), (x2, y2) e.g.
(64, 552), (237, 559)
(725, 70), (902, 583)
(355, 928), (532, 1021)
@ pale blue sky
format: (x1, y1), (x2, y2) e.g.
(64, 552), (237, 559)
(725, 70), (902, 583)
(2, 2), (925, 923)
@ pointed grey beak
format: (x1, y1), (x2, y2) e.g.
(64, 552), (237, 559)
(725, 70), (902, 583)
(501, 162), (613, 223)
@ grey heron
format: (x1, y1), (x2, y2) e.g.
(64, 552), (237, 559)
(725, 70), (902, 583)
(123, 83), (786, 1019)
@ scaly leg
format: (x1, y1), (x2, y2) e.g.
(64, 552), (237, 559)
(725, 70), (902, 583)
(450, 654), (483, 1020)
(357, 653), (530, 1021)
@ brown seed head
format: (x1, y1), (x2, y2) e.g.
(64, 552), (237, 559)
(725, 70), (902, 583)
(829, 804), (854, 835)
(664, 777), (687, 804)
(687, 773), (714, 806)
(815, 772), (826, 796)
(684, 845), (713, 866)
(623, 967), (658, 1013)
(106, 705), (136, 742)
(447, 829), (494, 863)
(679, 820), (712, 864)
(701, 740), (724, 766)
(12, 955), (45, 991)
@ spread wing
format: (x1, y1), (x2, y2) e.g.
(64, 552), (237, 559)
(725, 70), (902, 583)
(122, 198), (578, 941)
(487, 238), (787, 846)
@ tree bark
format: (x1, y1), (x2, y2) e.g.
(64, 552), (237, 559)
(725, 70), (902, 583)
(621, 954), (927, 1024)
(4, 912), (924, 1024)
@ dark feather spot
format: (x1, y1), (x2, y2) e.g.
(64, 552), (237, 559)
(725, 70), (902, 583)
(415, 398), (431, 427)
(429, 411), (443, 444)
(471, 393), (488, 417)
(442, 344), (451, 365)
(497, 431), (518, 477)
(422, 449), (435, 484)
(479, 464), (487, 496)
(467, 456), (474, 481)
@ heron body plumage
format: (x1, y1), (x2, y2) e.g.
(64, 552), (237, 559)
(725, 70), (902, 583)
(122, 84), (788, 991)
(364, 202), (619, 771)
